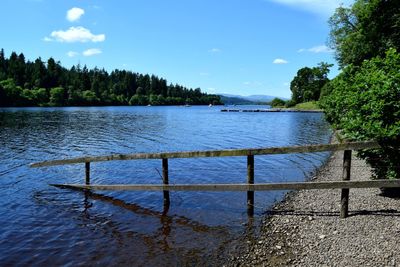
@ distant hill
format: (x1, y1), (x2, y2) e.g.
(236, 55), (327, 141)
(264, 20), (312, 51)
(219, 94), (287, 105)
(219, 95), (256, 105)
(243, 95), (285, 103)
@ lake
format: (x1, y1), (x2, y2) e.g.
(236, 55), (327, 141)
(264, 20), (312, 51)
(0, 105), (331, 265)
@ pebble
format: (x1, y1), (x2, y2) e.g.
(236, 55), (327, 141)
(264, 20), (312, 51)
(224, 147), (400, 267)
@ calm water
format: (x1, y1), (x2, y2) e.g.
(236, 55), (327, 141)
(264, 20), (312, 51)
(0, 105), (331, 265)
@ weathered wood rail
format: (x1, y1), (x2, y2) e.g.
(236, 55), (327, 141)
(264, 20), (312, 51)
(30, 140), (399, 218)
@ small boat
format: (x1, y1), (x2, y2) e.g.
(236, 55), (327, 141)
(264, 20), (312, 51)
(208, 104), (213, 107)
(184, 104), (191, 107)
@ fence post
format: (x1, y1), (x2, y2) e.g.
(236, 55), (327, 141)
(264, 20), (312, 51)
(247, 155), (254, 216)
(340, 150), (352, 218)
(162, 158), (170, 207)
(85, 162), (90, 185)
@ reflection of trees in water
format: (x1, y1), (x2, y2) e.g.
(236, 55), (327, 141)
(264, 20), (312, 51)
(35, 188), (248, 265)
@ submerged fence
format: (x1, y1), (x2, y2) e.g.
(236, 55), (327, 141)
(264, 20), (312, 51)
(30, 140), (400, 218)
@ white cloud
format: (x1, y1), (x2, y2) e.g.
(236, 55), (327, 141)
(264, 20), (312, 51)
(209, 48), (221, 53)
(268, 0), (353, 16)
(273, 58), (288, 64)
(298, 45), (334, 53)
(46, 26), (105, 43)
(66, 7), (85, 22)
(83, 48), (102, 56)
(67, 51), (79, 57)
(200, 72), (209, 76)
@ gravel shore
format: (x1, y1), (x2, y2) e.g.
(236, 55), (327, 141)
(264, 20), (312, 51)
(227, 149), (400, 266)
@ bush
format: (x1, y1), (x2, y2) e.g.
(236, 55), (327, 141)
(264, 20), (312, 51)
(270, 97), (286, 107)
(321, 48), (400, 179)
(284, 99), (296, 108)
(49, 87), (65, 106)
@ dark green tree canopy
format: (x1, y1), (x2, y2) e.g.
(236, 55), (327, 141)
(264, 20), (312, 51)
(321, 48), (400, 179)
(290, 62), (332, 104)
(329, 0), (400, 68)
(269, 97), (286, 107)
(0, 49), (222, 107)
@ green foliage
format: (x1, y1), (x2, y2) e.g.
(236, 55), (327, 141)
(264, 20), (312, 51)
(0, 78), (23, 106)
(321, 48), (400, 179)
(270, 97), (286, 107)
(0, 49), (222, 107)
(329, 0), (400, 68)
(290, 62), (333, 104)
(49, 87), (65, 106)
(32, 88), (49, 106)
(319, 80), (334, 100)
(284, 99), (296, 108)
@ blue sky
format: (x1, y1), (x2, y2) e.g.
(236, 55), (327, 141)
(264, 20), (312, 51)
(1, 0), (353, 98)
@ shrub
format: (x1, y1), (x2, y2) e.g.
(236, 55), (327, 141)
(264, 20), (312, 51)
(321, 48), (400, 179)
(270, 97), (286, 107)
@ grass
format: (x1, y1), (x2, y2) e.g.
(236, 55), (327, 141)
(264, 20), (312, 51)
(293, 101), (320, 110)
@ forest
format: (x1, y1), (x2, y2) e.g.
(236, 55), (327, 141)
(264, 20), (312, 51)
(321, 0), (400, 180)
(0, 49), (222, 107)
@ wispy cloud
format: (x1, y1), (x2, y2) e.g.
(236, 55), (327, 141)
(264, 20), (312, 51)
(209, 48), (221, 53)
(67, 51), (79, 57)
(298, 45), (333, 53)
(83, 48), (102, 56)
(273, 58), (288, 64)
(66, 7), (85, 22)
(45, 26), (105, 43)
(200, 72), (210, 76)
(268, 0), (353, 16)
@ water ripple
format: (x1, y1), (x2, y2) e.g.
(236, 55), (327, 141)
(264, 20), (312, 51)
(0, 106), (332, 265)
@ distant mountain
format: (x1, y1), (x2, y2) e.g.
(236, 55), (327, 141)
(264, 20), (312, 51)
(219, 94), (287, 104)
(243, 95), (283, 103)
(219, 95), (256, 105)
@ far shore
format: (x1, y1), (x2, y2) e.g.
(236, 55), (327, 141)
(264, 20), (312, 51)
(221, 107), (323, 113)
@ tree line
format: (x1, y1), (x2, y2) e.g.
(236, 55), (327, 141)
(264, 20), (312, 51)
(320, 0), (400, 182)
(0, 49), (222, 107)
(272, 0), (400, 183)
(270, 62), (333, 108)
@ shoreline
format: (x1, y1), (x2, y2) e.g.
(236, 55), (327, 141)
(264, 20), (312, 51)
(226, 138), (400, 266)
(221, 108), (323, 113)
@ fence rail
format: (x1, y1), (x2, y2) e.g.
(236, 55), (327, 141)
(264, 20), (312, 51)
(31, 140), (392, 218)
(30, 141), (379, 168)
(52, 180), (400, 191)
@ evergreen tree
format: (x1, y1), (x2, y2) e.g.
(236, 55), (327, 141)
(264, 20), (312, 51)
(0, 48), (222, 107)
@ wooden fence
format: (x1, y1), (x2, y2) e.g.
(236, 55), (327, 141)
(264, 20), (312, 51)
(30, 140), (400, 218)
